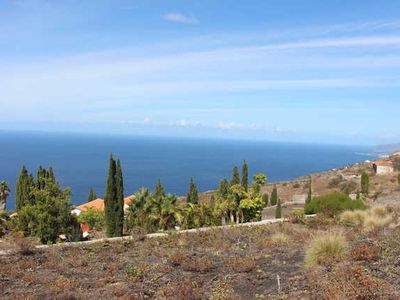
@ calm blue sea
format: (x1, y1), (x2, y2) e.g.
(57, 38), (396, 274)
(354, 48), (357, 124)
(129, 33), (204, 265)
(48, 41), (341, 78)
(0, 131), (377, 210)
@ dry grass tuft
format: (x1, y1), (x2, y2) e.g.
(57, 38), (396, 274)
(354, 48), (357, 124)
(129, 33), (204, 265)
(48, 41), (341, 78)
(340, 205), (395, 232)
(268, 232), (290, 246)
(305, 231), (349, 267)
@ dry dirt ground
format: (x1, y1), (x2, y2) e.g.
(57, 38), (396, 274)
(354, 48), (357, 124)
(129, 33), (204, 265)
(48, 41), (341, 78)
(1, 220), (400, 300)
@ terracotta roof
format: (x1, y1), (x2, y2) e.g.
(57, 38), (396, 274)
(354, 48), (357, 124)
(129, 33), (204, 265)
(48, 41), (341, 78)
(76, 198), (104, 212)
(124, 195), (135, 205)
(76, 195), (134, 212)
(373, 160), (394, 167)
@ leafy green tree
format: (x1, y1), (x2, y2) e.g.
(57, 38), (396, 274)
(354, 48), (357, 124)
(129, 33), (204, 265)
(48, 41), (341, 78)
(275, 198), (282, 219)
(231, 166), (240, 186)
(15, 166), (34, 211)
(270, 185), (278, 206)
(87, 187), (97, 202)
(0, 181), (10, 210)
(77, 208), (104, 231)
(187, 177), (199, 205)
(361, 171), (369, 195)
(306, 176), (312, 204)
(253, 173), (267, 194)
(104, 155), (124, 237)
(241, 160), (249, 191)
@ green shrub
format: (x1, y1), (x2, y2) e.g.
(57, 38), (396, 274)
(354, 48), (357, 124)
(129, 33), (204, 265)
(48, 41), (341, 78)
(304, 192), (366, 216)
(77, 208), (105, 231)
(305, 231), (349, 267)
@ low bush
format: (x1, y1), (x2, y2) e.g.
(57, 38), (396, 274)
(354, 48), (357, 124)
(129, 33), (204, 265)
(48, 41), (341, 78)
(289, 208), (306, 224)
(305, 192), (366, 216)
(308, 262), (392, 299)
(339, 205), (394, 232)
(351, 242), (380, 262)
(226, 256), (256, 273)
(305, 231), (349, 267)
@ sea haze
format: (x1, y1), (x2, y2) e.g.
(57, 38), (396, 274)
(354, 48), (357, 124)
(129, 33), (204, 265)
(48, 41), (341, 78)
(0, 131), (377, 210)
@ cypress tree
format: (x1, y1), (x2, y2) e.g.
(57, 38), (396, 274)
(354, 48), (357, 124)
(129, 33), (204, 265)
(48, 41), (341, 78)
(115, 159), (124, 236)
(361, 171), (369, 195)
(270, 185), (278, 206)
(306, 176), (312, 204)
(187, 177), (199, 204)
(87, 187), (97, 202)
(241, 160), (248, 191)
(104, 155), (117, 237)
(275, 198), (282, 219)
(262, 193), (269, 207)
(217, 178), (229, 199)
(231, 166), (240, 186)
(155, 179), (165, 199)
(15, 165), (34, 211)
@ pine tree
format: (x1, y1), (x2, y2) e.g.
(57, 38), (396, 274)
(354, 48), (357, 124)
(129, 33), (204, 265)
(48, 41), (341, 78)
(114, 159), (124, 236)
(187, 177), (199, 204)
(241, 160), (248, 191)
(275, 198), (282, 218)
(270, 185), (278, 206)
(15, 165), (34, 211)
(262, 193), (269, 207)
(361, 171), (369, 195)
(87, 187), (97, 202)
(231, 166), (240, 186)
(306, 176), (312, 204)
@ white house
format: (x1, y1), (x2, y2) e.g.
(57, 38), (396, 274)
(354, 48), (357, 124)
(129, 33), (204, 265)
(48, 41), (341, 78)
(373, 160), (394, 175)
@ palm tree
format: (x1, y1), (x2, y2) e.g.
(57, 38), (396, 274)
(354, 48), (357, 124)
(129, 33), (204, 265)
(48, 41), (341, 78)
(0, 181), (10, 210)
(159, 194), (180, 230)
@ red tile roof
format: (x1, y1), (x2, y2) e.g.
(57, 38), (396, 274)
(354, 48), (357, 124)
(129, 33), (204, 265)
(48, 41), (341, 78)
(76, 195), (135, 212)
(373, 160), (394, 167)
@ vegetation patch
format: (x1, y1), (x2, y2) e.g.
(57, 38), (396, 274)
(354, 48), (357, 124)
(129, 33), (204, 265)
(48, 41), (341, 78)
(305, 230), (349, 267)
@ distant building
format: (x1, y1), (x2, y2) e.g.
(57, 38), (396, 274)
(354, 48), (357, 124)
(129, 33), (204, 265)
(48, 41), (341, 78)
(372, 160), (394, 175)
(71, 195), (134, 216)
(392, 151), (400, 157)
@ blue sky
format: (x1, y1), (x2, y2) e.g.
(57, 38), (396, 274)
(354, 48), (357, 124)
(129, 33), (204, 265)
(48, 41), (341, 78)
(0, 0), (400, 145)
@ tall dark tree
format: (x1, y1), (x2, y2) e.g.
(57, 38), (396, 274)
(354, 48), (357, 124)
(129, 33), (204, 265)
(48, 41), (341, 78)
(115, 159), (124, 236)
(216, 178), (229, 199)
(231, 166), (240, 186)
(155, 179), (165, 200)
(275, 198), (282, 219)
(15, 165), (34, 211)
(306, 176), (312, 204)
(241, 160), (249, 191)
(87, 187), (97, 202)
(270, 185), (278, 206)
(187, 177), (199, 204)
(262, 193), (269, 207)
(104, 155), (124, 237)
(361, 171), (369, 195)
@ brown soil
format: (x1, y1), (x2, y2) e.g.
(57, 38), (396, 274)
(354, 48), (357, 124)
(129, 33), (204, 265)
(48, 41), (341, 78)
(1, 221), (400, 299)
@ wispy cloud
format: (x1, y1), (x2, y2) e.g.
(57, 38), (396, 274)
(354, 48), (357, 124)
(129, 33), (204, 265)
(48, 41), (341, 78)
(162, 12), (198, 25)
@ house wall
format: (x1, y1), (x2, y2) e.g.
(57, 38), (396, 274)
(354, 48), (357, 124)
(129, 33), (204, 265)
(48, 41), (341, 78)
(376, 165), (394, 175)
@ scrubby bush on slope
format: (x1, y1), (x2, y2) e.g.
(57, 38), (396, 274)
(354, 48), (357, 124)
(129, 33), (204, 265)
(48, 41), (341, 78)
(305, 192), (365, 216)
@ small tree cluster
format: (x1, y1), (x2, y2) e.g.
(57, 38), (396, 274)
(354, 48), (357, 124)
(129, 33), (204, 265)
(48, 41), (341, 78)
(16, 166), (79, 244)
(361, 171), (369, 195)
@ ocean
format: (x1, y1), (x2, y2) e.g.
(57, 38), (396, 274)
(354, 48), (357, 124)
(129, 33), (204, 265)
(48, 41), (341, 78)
(0, 131), (377, 210)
